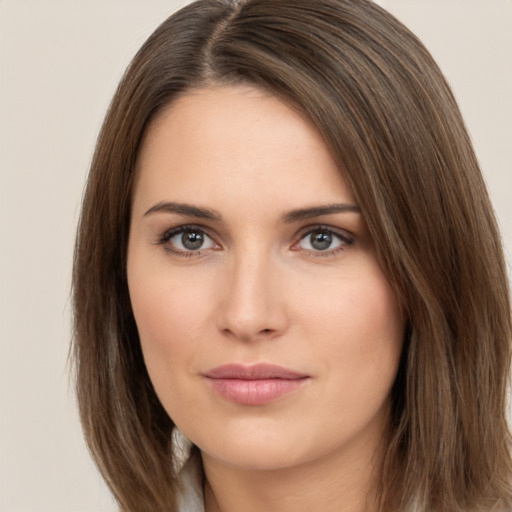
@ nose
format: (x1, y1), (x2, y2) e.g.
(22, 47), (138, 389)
(216, 249), (289, 342)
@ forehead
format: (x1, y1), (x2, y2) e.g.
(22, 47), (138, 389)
(132, 85), (355, 213)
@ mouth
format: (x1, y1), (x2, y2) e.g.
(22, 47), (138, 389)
(202, 363), (310, 406)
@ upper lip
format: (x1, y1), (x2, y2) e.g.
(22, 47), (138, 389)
(203, 363), (309, 380)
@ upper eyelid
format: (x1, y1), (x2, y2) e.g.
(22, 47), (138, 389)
(160, 224), (215, 240)
(295, 224), (354, 240)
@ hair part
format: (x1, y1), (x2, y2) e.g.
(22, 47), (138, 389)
(72, 1), (512, 510)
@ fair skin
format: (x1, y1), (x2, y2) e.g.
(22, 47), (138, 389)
(127, 85), (404, 512)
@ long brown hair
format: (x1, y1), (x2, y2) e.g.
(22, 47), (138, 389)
(72, 1), (512, 510)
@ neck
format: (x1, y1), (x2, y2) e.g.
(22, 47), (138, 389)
(202, 426), (387, 512)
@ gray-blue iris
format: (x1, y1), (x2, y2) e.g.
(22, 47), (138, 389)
(311, 230), (332, 251)
(182, 230), (204, 250)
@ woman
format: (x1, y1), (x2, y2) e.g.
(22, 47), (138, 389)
(72, 0), (512, 510)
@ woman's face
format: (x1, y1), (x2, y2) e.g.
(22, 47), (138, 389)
(127, 85), (404, 473)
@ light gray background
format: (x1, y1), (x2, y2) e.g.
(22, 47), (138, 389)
(0, 1), (510, 510)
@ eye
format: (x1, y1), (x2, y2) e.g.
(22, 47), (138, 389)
(159, 226), (218, 254)
(294, 227), (353, 255)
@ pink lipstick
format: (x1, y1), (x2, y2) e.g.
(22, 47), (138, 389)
(203, 363), (309, 405)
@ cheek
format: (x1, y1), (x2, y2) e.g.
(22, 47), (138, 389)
(300, 262), (402, 327)
(127, 266), (220, 425)
(127, 254), (217, 388)
(297, 263), (404, 395)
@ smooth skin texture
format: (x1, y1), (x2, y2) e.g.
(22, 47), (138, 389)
(127, 85), (405, 512)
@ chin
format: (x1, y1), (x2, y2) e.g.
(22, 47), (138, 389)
(202, 440), (305, 472)
(191, 416), (307, 470)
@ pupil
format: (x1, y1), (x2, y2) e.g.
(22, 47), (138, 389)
(182, 230), (204, 250)
(311, 231), (332, 251)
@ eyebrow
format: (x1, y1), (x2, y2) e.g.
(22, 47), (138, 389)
(144, 201), (222, 220)
(281, 203), (361, 223)
(143, 201), (360, 222)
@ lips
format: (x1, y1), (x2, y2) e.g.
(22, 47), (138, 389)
(203, 363), (310, 405)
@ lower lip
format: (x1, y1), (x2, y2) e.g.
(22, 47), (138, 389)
(206, 377), (308, 405)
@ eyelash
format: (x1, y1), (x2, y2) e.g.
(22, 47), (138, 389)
(156, 225), (219, 259)
(293, 225), (354, 257)
(156, 224), (354, 259)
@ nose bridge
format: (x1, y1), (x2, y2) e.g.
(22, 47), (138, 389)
(218, 242), (286, 340)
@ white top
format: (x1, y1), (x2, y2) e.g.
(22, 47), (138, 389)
(174, 429), (205, 512)
(176, 453), (205, 512)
